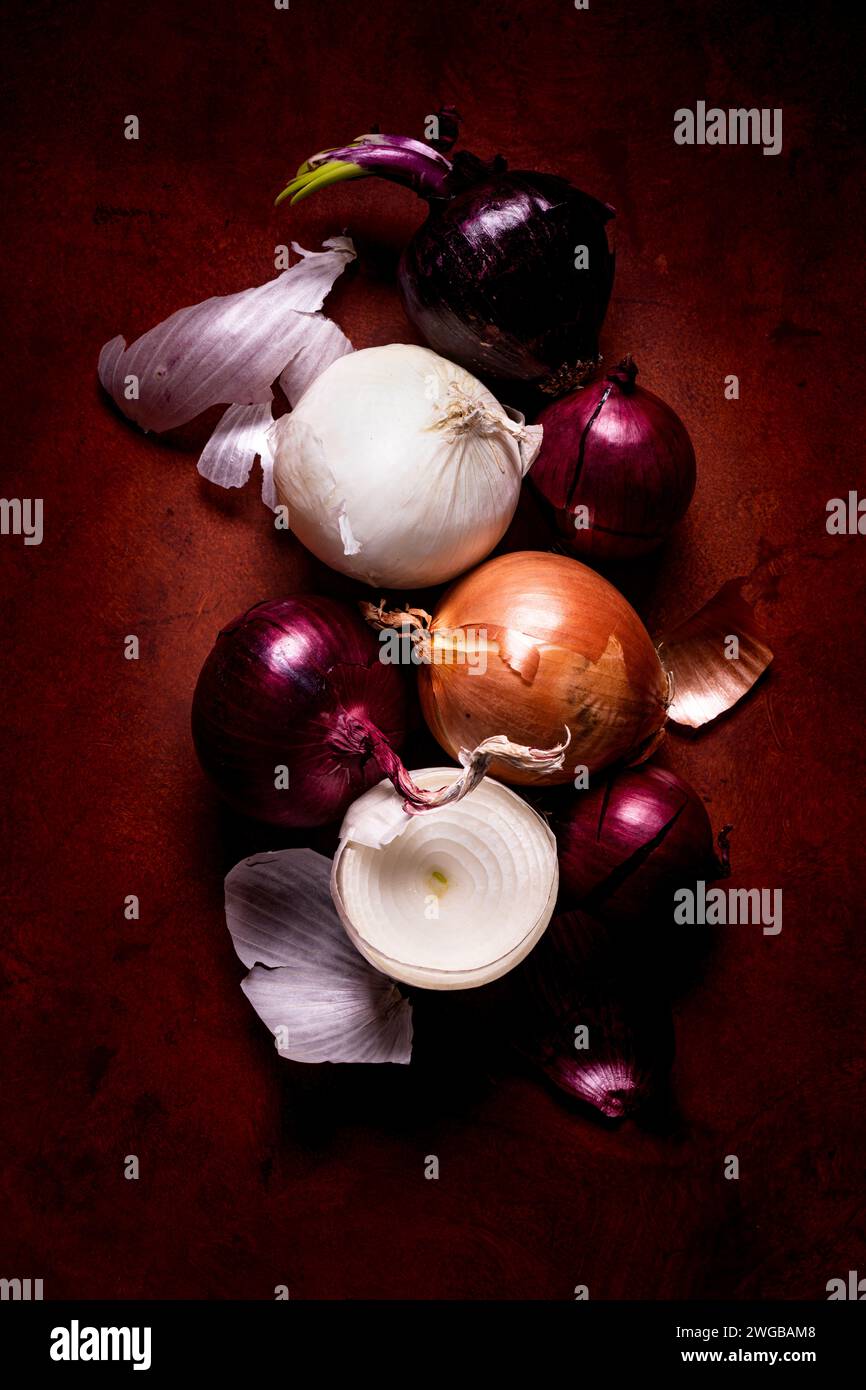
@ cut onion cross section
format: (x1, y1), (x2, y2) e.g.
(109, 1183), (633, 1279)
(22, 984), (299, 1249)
(332, 769), (559, 990)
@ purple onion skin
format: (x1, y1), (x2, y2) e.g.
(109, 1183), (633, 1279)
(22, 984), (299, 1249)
(191, 596), (407, 829)
(515, 910), (674, 1118)
(399, 170), (615, 389)
(533, 360), (697, 559)
(554, 766), (716, 926)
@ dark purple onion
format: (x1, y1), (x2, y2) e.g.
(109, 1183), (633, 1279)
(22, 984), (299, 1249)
(400, 159), (614, 389)
(280, 135), (615, 392)
(192, 596), (408, 828)
(553, 766), (721, 925)
(532, 358), (697, 558)
(514, 910), (674, 1118)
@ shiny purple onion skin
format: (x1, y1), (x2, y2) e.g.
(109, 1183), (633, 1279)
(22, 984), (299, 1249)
(191, 596), (407, 828)
(554, 766), (716, 926)
(533, 361), (697, 558)
(399, 170), (615, 389)
(515, 910), (674, 1118)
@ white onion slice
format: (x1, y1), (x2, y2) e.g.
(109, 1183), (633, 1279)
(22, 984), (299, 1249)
(225, 847), (412, 1064)
(98, 236), (356, 497)
(332, 771), (559, 990)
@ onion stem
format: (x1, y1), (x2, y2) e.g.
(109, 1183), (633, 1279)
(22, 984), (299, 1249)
(330, 711), (567, 816)
(361, 599), (505, 675)
(276, 135), (454, 206)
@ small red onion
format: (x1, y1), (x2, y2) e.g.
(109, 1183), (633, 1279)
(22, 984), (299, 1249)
(532, 358), (696, 559)
(514, 910), (674, 1118)
(553, 766), (724, 925)
(192, 596), (409, 828)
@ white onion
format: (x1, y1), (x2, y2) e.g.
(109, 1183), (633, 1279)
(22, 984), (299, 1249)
(270, 344), (542, 587)
(331, 769), (558, 990)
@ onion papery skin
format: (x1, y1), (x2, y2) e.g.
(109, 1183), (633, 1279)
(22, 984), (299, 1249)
(532, 360), (697, 559)
(399, 170), (615, 389)
(415, 551), (669, 785)
(553, 767), (717, 924)
(192, 596), (407, 828)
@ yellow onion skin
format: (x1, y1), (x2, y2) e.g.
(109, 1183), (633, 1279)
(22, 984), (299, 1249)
(418, 551), (669, 785)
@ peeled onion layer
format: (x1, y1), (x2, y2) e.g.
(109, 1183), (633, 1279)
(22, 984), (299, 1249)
(269, 344), (542, 588)
(97, 237), (355, 504)
(224, 848), (413, 1064)
(658, 577), (774, 728)
(332, 770), (559, 990)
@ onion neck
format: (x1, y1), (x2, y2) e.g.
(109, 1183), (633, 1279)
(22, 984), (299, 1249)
(330, 711), (569, 816)
(606, 356), (639, 394)
(329, 713), (424, 804)
(431, 386), (532, 448)
(358, 601), (500, 674)
(277, 135), (454, 206)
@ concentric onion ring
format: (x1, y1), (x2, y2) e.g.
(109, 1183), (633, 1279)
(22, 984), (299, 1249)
(331, 770), (558, 990)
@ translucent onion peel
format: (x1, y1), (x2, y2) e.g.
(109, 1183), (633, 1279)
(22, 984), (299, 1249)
(331, 770), (559, 990)
(97, 237), (355, 501)
(225, 847), (412, 1064)
(269, 344), (542, 587)
(657, 577), (774, 728)
(196, 402), (275, 504)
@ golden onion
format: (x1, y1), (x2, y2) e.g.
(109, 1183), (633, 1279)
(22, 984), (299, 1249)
(370, 551), (671, 786)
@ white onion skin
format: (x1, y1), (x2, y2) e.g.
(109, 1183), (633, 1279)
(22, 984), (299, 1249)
(418, 551), (670, 785)
(270, 344), (536, 588)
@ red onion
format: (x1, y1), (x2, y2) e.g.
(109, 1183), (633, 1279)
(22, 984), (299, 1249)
(514, 910), (674, 1118)
(192, 596), (410, 828)
(279, 131), (615, 392)
(532, 358), (696, 558)
(192, 596), (554, 828)
(554, 766), (725, 924)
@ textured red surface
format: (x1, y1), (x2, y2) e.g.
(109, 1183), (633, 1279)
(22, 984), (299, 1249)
(2, 0), (865, 1299)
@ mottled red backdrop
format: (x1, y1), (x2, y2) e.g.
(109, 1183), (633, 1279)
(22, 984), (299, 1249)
(2, 0), (864, 1299)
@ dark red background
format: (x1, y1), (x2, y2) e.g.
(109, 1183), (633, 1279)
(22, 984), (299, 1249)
(2, 0), (865, 1299)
